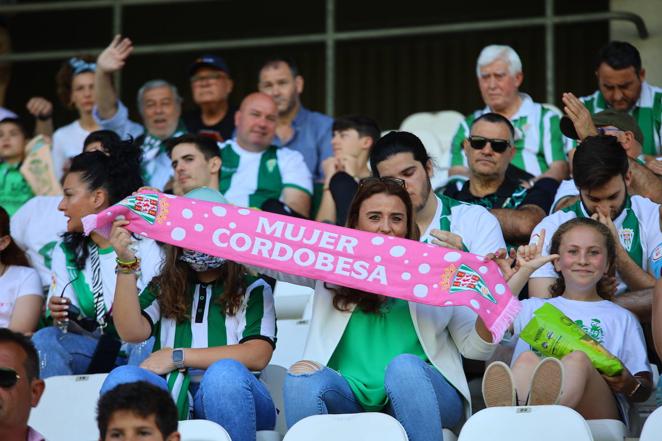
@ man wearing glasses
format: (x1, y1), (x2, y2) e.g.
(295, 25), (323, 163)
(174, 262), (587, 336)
(449, 45), (568, 184)
(0, 329), (45, 441)
(184, 55), (237, 142)
(443, 113), (558, 247)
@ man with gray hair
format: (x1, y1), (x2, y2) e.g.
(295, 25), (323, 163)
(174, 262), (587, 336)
(93, 35), (187, 190)
(449, 45), (568, 184)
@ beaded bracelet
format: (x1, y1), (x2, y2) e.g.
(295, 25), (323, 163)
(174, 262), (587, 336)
(115, 257), (141, 275)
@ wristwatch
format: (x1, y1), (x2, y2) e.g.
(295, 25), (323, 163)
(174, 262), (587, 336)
(172, 348), (185, 371)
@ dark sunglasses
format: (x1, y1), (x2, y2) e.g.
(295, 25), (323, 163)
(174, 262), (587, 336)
(467, 136), (511, 153)
(0, 367), (20, 388)
(358, 177), (406, 188)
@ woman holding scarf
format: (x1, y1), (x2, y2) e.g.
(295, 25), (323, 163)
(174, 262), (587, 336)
(32, 144), (162, 377)
(253, 178), (497, 441)
(100, 187), (277, 441)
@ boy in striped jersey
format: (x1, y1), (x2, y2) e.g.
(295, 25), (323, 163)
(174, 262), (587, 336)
(581, 41), (662, 157)
(449, 45), (568, 183)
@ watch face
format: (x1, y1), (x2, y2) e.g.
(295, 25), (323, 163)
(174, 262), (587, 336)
(173, 349), (184, 363)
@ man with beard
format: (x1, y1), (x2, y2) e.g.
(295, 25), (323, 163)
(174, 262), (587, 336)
(258, 57), (332, 186)
(580, 41), (662, 157)
(370, 130), (506, 256)
(528, 135), (662, 318)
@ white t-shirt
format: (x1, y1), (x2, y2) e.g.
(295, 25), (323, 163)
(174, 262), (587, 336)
(52, 121), (90, 180)
(512, 296), (650, 376)
(10, 196), (67, 287)
(529, 195), (662, 293)
(512, 296), (650, 420)
(420, 195), (506, 256)
(550, 179), (578, 212)
(0, 265), (43, 328)
(220, 139), (313, 209)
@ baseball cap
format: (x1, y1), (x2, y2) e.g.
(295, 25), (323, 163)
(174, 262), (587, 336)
(189, 55), (231, 77)
(560, 108), (643, 145)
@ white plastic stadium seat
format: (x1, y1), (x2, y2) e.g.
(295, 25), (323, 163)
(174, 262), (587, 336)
(458, 405), (593, 441)
(29, 373), (108, 441)
(259, 364), (288, 438)
(270, 318), (311, 369)
(400, 112), (437, 132)
(273, 281), (314, 320)
(640, 406), (662, 441)
(586, 419), (626, 441)
(179, 419), (231, 441)
(283, 413), (408, 441)
(408, 129), (447, 190)
(432, 110), (464, 150)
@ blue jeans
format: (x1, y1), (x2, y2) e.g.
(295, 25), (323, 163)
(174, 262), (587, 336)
(32, 326), (153, 378)
(101, 359), (276, 441)
(284, 354), (463, 441)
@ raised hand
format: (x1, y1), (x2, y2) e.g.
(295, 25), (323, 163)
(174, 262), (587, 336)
(562, 92), (597, 140)
(26, 97), (53, 119)
(516, 229), (559, 272)
(97, 35), (134, 74)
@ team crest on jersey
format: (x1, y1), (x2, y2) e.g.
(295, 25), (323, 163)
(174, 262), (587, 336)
(618, 228), (634, 252)
(266, 159), (277, 173)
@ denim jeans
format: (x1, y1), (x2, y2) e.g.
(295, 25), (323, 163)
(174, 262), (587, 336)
(284, 354), (463, 441)
(101, 359), (276, 441)
(32, 326), (153, 378)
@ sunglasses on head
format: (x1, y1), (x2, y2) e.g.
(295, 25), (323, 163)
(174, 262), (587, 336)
(0, 367), (20, 389)
(467, 136), (511, 153)
(358, 177), (406, 189)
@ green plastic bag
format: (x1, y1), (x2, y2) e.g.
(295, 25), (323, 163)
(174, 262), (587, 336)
(520, 303), (623, 376)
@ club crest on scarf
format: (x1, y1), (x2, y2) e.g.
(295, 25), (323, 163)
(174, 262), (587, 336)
(118, 193), (169, 225)
(440, 263), (497, 304)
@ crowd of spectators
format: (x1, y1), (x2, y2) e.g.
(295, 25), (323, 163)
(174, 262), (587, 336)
(0, 36), (661, 441)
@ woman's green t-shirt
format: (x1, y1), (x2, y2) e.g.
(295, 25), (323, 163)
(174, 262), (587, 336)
(327, 298), (429, 411)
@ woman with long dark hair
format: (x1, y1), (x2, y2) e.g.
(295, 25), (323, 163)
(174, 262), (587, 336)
(0, 205), (42, 334)
(100, 187), (277, 441)
(32, 142), (163, 377)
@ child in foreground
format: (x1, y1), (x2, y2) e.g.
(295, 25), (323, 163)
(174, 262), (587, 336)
(484, 218), (652, 422)
(97, 381), (180, 441)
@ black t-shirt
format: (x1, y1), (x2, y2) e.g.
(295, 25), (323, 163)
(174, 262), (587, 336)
(443, 176), (558, 214)
(182, 105), (237, 142)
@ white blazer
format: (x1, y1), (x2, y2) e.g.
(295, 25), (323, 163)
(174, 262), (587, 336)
(262, 270), (498, 420)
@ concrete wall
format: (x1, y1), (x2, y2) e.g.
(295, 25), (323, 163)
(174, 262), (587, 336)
(611, 0), (662, 85)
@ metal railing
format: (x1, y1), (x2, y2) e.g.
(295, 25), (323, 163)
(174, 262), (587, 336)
(0, 0), (648, 114)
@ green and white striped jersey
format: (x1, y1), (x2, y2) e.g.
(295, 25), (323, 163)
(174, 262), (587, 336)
(140, 274), (276, 353)
(219, 140), (313, 210)
(450, 94), (566, 177)
(580, 81), (662, 156)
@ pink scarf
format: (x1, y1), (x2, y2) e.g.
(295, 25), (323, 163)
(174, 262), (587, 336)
(84, 191), (519, 341)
